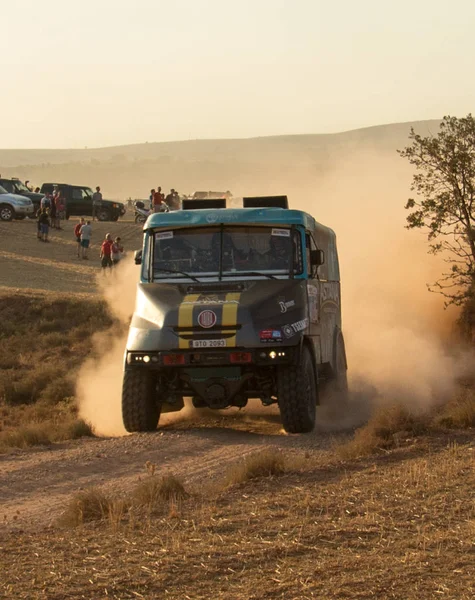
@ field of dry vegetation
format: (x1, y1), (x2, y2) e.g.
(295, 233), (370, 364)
(1, 429), (474, 599)
(0, 290), (118, 452)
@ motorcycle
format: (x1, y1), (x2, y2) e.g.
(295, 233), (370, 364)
(134, 200), (169, 224)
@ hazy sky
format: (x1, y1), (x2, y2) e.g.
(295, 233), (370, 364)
(2, 0), (475, 148)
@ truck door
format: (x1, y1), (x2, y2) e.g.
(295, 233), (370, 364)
(305, 233), (321, 365)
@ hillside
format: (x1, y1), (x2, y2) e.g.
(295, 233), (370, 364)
(0, 120), (440, 199)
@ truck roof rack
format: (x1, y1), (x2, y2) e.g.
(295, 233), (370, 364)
(243, 195), (288, 209)
(182, 199), (226, 210)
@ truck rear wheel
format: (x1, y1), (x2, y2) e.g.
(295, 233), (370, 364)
(122, 370), (160, 432)
(277, 345), (317, 433)
(320, 332), (348, 418)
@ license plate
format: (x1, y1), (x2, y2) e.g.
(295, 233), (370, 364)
(191, 339), (226, 348)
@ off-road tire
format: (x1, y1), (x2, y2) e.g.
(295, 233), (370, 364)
(320, 332), (348, 418)
(122, 370), (160, 432)
(277, 345), (317, 433)
(0, 205), (14, 221)
(135, 213), (147, 224)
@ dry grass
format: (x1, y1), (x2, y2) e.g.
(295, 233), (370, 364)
(224, 449), (288, 487)
(2, 433), (474, 599)
(433, 384), (475, 428)
(59, 470), (189, 530)
(0, 291), (117, 451)
(337, 403), (427, 460)
(132, 472), (188, 508)
(59, 488), (112, 527)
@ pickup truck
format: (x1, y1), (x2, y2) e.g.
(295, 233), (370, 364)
(40, 183), (126, 222)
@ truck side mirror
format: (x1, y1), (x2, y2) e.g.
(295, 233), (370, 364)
(310, 249), (325, 266)
(134, 250), (142, 265)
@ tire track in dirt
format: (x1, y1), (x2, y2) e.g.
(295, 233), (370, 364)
(0, 415), (349, 530)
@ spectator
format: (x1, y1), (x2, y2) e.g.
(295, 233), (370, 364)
(38, 208), (50, 242)
(56, 191), (66, 229)
(40, 193), (51, 210)
(100, 233), (114, 271)
(111, 236), (124, 265)
(80, 220), (92, 259)
(165, 189), (175, 210)
(34, 187), (40, 193)
(149, 189), (155, 211)
(36, 207), (42, 240)
(92, 186), (102, 221)
(74, 218), (85, 257)
(50, 189), (58, 229)
(153, 186), (164, 213)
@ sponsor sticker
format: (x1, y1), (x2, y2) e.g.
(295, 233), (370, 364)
(198, 310), (217, 328)
(278, 299), (295, 313)
(271, 228), (290, 237)
(259, 329), (283, 343)
(156, 231), (174, 240)
(282, 318), (309, 338)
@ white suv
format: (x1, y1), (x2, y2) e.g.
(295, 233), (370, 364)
(0, 185), (35, 221)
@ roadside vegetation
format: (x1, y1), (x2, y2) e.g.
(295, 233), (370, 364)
(0, 290), (117, 451)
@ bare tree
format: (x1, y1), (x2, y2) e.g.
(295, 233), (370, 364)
(399, 115), (475, 306)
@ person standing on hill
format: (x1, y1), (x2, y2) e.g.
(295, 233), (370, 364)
(55, 190), (66, 229)
(111, 236), (124, 266)
(153, 186), (164, 213)
(92, 186), (102, 221)
(149, 189), (155, 211)
(100, 233), (114, 272)
(79, 220), (92, 259)
(38, 208), (50, 242)
(74, 218), (85, 257)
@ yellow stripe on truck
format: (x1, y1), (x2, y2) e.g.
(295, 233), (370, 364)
(222, 293), (241, 347)
(178, 294), (200, 349)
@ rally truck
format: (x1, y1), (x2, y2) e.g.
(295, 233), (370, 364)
(122, 195), (347, 434)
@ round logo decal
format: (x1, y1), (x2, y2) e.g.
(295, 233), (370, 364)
(198, 310), (217, 328)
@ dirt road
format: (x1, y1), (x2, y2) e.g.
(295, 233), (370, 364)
(0, 410), (351, 529)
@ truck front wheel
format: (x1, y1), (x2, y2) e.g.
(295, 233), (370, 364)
(122, 370), (160, 432)
(277, 346), (317, 434)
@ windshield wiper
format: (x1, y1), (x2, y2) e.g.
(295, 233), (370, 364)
(154, 268), (201, 282)
(222, 271), (279, 280)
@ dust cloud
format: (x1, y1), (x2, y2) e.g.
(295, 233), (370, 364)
(77, 258), (137, 436)
(77, 146), (471, 437)
(290, 151), (471, 411)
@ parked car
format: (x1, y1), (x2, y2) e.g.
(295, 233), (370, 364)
(0, 178), (44, 213)
(0, 185), (35, 221)
(40, 183), (126, 222)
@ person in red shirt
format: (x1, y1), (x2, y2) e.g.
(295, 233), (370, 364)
(74, 218), (85, 257)
(153, 186), (165, 213)
(100, 233), (113, 271)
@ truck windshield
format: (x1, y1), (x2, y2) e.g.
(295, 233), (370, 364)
(152, 226), (302, 280)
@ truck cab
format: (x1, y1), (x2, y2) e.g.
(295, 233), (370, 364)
(122, 195), (347, 434)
